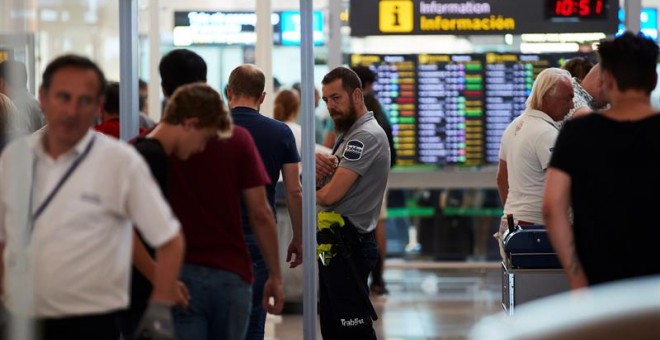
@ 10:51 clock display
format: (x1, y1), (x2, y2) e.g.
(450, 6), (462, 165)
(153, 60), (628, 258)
(546, 0), (607, 19)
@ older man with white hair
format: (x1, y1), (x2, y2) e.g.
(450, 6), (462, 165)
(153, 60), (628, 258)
(495, 68), (574, 255)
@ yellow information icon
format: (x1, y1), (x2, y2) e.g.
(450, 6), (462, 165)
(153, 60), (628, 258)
(379, 0), (414, 33)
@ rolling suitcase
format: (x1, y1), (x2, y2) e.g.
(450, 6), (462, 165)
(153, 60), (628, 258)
(503, 214), (561, 269)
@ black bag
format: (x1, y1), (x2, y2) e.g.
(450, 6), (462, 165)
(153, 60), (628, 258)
(503, 215), (561, 269)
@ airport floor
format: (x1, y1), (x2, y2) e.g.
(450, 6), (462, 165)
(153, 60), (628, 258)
(266, 260), (502, 340)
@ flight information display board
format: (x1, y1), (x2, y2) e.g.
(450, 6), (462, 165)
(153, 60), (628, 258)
(417, 54), (484, 166)
(483, 53), (553, 163)
(349, 52), (592, 168)
(350, 54), (418, 165)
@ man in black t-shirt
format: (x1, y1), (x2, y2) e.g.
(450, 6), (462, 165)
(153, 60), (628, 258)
(124, 83), (231, 339)
(351, 66), (395, 296)
(544, 32), (660, 289)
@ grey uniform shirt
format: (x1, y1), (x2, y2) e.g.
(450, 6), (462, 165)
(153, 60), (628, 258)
(318, 111), (390, 233)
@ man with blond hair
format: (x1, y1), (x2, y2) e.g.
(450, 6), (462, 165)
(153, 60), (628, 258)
(495, 68), (574, 256)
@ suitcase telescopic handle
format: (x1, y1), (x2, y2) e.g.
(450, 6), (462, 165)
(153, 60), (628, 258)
(506, 214), (516, 233)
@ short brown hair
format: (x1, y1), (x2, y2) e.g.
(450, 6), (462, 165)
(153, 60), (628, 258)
(273, 89), (300, 122)
(227, 64), (265, 100)
(162, 83), (231, 133)
(561, 57), (594, 81)
(322, 67), (363, 95)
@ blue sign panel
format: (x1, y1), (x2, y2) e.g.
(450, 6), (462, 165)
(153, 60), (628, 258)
(618, 7), (658, 41)
(279, 10), (324, 46)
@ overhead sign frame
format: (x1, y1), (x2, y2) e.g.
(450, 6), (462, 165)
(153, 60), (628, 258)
(349, 0), (619, 36)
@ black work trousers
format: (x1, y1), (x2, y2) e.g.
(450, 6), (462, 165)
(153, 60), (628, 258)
(318, 225), (378, 340)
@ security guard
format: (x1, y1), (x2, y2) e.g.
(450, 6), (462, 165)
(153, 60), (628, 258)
(316, 67), (390, 339)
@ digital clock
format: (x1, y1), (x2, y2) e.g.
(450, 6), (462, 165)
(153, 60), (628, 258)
(546, 0), (608, 19)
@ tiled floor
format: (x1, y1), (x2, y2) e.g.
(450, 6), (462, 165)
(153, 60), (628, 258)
(268, 262), (502, 340)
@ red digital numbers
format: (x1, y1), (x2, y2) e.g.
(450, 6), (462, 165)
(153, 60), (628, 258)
(552, 0), (605, 17)
(579, 0), (590, 16)
(595, 0), (603, 14)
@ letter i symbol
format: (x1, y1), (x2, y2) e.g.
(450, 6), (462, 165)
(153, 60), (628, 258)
(393, 5), (400, 26)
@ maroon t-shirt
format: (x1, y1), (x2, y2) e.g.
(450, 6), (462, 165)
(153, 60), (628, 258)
(168, 126), (270, 283)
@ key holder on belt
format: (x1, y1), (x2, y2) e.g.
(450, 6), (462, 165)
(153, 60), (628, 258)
(317, 212), (378, 321)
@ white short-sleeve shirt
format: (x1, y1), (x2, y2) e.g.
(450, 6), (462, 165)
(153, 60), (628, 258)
(0, 130), (180, 317)
(499, 109), (560, 225)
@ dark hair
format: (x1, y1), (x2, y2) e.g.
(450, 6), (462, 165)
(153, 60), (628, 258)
(321, 67), (363, 95)
(227, 64), (265, 100)
(41, 54), (106, 96)
(138, 79), (147, 112)
(598, 32), (659, 94)
(159, 49), (207, 97)
(0, 60), (28, 88)
(291, 82), (301, 94)
(162, 82), (231, 133)
(350, 66), (376, 88)
(561, 57), (594, 81)
(103, 81), (120, 115)
(273, 89), (300, 122)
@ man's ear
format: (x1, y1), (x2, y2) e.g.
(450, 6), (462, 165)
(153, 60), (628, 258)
(352, 88), (362, 104)
(161, 84), (169, 99)
(258, 91), (266, 105)
(602, 70), (616, 92)
(226, 88), (233, 102)
(38, 86), (45, 106)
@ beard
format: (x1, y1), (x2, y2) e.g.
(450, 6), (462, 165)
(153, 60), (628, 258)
(331, 98), (358, 133)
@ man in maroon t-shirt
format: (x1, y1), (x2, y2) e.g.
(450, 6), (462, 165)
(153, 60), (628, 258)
(160, 49), (284, 340)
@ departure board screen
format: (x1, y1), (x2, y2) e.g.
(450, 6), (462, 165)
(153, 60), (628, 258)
(348, 52), (594, 168)
(350, 54), (417, 166)
(483, 53), (553, 163)
(417, 54), (484, 166)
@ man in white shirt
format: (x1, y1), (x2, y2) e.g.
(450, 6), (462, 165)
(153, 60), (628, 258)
(0, 55), (184, 340)
(495, 68), (574, 258)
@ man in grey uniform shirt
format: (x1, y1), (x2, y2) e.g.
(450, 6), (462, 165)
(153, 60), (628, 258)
(316, 67), (390, 339)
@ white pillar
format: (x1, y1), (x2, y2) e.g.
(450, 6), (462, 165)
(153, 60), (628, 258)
(625, 0), (642, 33)
(256, 0), (274, 117)
(327, 0), (342, 69)
(148, 0), (162, 122)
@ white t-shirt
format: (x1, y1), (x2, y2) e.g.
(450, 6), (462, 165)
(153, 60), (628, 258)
(0, 130), (180, 317)
(284, 121), (302, 156)
(499, 109), (560, 225)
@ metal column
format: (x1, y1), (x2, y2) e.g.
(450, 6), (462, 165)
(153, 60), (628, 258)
(300, 0), (317, 339)
(119, 0), (139, 141)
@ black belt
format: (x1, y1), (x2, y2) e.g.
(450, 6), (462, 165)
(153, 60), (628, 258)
(317, 217), (373, 246)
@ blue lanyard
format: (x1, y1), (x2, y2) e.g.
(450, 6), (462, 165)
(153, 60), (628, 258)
(29, 135), (96, 232)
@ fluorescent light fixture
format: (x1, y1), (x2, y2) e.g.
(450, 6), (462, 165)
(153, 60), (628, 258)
(520, 42), (580, 53)
(173, 26), (192, 46)
(521, 32), (607, 42)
